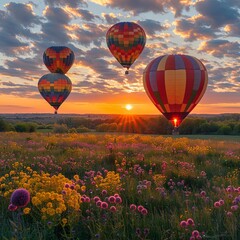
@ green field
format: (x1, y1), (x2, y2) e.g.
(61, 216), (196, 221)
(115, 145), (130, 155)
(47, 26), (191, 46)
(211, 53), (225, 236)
(0, 132), (239, 239)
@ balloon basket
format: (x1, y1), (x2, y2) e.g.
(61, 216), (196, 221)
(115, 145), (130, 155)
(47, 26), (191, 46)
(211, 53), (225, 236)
(54, 110), (58, 114)
(125, 70), (129, 75)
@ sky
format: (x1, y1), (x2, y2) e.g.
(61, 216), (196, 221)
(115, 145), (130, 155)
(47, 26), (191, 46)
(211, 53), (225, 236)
(0, 0), (239, 115)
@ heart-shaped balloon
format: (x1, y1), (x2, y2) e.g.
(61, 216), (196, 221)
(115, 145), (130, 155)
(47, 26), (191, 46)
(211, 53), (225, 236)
(43, 46), (75, 74)
(38, 73), (72, 114)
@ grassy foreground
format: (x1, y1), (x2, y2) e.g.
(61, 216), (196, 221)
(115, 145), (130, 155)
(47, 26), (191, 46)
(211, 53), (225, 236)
(0, 132), (239, 240)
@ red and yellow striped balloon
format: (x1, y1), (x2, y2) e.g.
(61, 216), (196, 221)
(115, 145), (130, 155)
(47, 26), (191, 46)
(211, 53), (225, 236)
(143, 54), (208, 127)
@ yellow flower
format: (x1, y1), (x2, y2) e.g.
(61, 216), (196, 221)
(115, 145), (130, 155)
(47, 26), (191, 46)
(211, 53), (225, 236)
(81, 186), (86, 192)
(23, 208), (31, 215)
(62, 218), (68, 225)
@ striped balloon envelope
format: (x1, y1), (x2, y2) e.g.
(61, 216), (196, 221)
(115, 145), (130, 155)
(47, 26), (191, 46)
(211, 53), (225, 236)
(143, 54), (208, 127)
(43, 46), (74, 74)
(106, 22), (146, 74)
(38, 73), (72, 114)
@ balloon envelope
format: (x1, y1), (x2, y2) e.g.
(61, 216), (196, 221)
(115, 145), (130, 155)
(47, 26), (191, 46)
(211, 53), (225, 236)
(43, 46), (74, 74)
(106, 22), (146, 73)
(143, 54), (208, 127)
(38, 73), (72, 113)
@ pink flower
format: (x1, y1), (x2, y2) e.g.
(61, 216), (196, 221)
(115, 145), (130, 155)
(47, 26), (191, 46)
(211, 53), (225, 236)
(96, 200), (102, 207)
(130, 204), (137, 211)
(214, 201), (220, 208)
(101, 201), (108, 209)
(110, 206), (117, 212)
(200, 191), (206, 197)
(227, 211), (233, 217)
(187, 218), (194, 226)
(219, 199), (224, 206)
(93, 196), (100, 202)
(102, 190), (107, 195)
(141, 208), (148, 215)
(231, 205), (238, 211)
(115, 196), (122, 204)
(10, 188), (30, 209)
(180, 221), (188, 228)
(108, 196), (116, 203)
(192, 230), (200, 237)
(8, 203), (18, 211)
(137, 205), (144, 212)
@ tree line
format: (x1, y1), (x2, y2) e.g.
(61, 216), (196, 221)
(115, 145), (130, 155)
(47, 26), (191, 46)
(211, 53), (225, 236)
(0, 114), (239, 135)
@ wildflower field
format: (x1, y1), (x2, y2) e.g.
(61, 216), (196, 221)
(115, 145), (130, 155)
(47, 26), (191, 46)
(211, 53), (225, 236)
(0, 132), (240, 240)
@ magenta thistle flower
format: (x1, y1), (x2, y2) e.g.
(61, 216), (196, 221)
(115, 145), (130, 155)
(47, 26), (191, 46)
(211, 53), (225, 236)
(108, 196), (116, 203)
(214, 201), (220, 208)
(141, 208), (148, 215)
(192, 230), (200, 237)
(8, 203), (18, 211)
(137, 205), (144, 212)
(187, 218), (194, 226)
(101, 201), (108, 209)
(10, 188), (30, 209)
(180, 221), (188, 228)
(110, 206), (117, 212)
(115, 196), (122, 204)
(130, 204), (137, 211)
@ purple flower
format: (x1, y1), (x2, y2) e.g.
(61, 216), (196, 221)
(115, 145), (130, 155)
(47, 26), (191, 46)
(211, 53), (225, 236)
(9, 188), (30, 209)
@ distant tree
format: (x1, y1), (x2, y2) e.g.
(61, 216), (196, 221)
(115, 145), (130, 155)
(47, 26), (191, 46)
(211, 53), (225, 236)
(218, 125), (232, 135)
(0, 118), (8, 132)
(15, 123), (28, 132)
(53, 124), (68, 133)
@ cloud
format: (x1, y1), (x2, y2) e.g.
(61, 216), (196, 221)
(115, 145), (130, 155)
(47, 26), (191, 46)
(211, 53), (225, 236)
(195, 0), (240, 28)
(91, 0), (191, 16)
(41, 6), (72, 44)
(102, 13), (120, 25)
(0, 81), (38, 97)
(72, 23), (107, 47)
(198, 39), (240, 58)
(43, 0), (87, 8)
(138, 19), (168, 37)
(174, 16), (216, 41)
(0, 4), (42, 56)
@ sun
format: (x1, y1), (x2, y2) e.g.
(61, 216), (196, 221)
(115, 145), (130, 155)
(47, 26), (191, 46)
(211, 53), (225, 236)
(125, 104), (133, 111)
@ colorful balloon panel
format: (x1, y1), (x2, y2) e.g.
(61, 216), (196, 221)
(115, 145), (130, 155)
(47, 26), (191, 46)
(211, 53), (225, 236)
(143, 54), (208, 127)
(106, 22), (146, 72)
(43, 46), (74, 74)
(38, 73), (72, 112)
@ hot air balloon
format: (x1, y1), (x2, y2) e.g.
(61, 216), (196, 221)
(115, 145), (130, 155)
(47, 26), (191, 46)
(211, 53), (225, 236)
(43, 46), (75, 74)
(106, 22), (146, 74)
(38, 73), (72, 114)
(143, 54), (208, 132)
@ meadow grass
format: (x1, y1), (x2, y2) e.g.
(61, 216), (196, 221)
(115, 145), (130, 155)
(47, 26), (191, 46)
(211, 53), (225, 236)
(0, 132), (239, 239)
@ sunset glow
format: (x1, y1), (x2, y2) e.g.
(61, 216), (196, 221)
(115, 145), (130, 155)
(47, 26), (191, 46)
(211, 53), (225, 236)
(125, 104), (133, 111)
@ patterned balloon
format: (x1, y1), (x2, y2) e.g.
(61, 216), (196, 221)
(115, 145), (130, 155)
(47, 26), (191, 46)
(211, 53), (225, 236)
(43, 46), (74, 74)
(38, 73), (72, 114)
(143, 54), (208, 127)
(106, 22), (146, 74)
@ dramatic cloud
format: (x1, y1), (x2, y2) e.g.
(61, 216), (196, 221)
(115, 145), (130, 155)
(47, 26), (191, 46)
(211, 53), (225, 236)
(102, 13), (120, 25)
(5, 2), (42, 26)
(174, 16), (216, 41)
(198, 40), (240, 58)
(195, 0), (240, 28)
(91, 0), (192, 16)
(138, 19), (168, 37)
(41, 6), (72, 44)
(0, 3), (41, 56)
